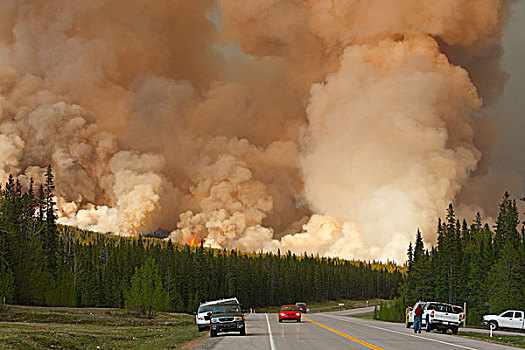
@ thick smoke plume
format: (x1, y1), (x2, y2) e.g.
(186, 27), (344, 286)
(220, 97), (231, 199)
(0, 0), (520, 262)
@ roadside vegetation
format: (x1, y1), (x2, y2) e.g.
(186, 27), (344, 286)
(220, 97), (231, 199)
(374, 192), (525, 326)
(456, 332), (525, 349)
(347, 311), (375, 320)
(0, 305), (202, 350)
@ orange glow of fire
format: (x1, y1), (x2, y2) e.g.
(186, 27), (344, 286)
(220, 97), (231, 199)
(189, 236), (198, 246)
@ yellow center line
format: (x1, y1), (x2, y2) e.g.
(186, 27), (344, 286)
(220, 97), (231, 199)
(302, 316), (385, 350)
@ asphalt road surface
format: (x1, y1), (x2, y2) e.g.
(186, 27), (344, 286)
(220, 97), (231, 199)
(192, 310), (519, 350)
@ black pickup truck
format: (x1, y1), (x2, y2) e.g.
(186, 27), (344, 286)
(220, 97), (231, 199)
(209, 303), (246, 337)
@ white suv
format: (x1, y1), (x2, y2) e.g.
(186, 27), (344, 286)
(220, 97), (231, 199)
(406, 301), (428, 328)
(195, 298), (240, 332)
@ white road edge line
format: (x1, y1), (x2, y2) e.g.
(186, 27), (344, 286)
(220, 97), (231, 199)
(265, 313), (277, 350)
(320, 314), (478, 350)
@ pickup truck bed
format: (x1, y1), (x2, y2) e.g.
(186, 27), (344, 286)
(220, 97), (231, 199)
(424, 302), (461, 334)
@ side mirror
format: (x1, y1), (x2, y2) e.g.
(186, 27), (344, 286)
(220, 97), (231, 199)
(192, 312), (197, 316)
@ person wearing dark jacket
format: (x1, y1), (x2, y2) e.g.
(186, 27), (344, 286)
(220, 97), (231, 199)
(414, 305), (424, 333)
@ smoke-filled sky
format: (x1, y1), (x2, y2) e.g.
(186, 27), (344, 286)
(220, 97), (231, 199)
(0, 0), (523, 263)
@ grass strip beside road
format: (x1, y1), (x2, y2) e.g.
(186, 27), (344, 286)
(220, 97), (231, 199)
(457, 332), (525, 349)
(0, 306), (203, 350)
(303, 316), (384, 350)
(348, 311), (375, 320)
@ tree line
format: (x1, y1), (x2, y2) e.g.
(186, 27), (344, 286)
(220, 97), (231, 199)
(377, 192), (525, 325)
(0, 168), (403, 316)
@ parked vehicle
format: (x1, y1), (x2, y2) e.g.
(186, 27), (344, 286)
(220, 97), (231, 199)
(209, 303), (246, 337)
(406, 301), (427, 328)
(195, 297), (239, 332)
(451, 305), (465, 324)
(295, 302), (308, 313)
(482, 310), (525, 330)
(424, 302), (461, 334)
(279, 305), (302, 322)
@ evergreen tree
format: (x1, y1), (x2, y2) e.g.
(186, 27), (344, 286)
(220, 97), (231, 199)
(125, 257), (167, 318)
(494, 192), (520, 258)
(407, 242), (413, 273)
(43, 165), (58, 274)
(488, 193), (524, 312)
(0, 262), (15, 304)
(488, 241), (523, 312)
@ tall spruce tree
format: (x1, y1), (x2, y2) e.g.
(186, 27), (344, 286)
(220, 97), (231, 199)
(494, 192), (520, 258)
(43, 165), (58, 274)
(488, 193), (523, 312)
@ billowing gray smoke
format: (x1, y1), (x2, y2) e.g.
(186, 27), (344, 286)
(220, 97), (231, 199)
(0, 0), (520, 262)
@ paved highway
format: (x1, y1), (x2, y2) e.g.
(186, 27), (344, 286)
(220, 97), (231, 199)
(192, 310), (519, 350)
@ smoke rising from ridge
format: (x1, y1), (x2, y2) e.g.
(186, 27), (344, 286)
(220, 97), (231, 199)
(0, 0), (520, 262)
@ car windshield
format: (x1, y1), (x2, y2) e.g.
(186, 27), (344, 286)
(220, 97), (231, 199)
(212, 304), (241, 314)
(296, 303), (306, 307)
(198, 305), (214, 313)
(282, 306), (299, 311)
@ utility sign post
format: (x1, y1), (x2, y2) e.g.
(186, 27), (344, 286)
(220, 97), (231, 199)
(490, 322), (496, 337)
(463, 301), (467, 327)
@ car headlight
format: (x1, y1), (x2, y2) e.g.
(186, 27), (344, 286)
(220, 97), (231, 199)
(296, 313), (300, 316)
(211, 318), (219, 323)
(280, 313), (285, 316)
(233, 316), (243, 322)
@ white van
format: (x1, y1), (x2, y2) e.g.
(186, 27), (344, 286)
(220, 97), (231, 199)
(195, 297), (240, 331)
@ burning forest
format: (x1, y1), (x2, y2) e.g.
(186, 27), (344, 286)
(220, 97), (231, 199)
(0, 0), (523, 262)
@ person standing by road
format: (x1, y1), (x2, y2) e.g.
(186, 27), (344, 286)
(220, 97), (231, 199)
(414, 305), (424, 333)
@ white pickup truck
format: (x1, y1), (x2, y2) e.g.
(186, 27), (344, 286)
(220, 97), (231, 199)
(424, 302), (462, 334)
(482, 310), (525, 330)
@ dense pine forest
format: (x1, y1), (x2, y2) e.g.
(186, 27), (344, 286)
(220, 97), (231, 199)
(0, 168), (403, 316)
(377, 192), (525, 325)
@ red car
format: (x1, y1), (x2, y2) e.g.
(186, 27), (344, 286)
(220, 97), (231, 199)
(295, 302), (307, 313)
(279, 305), (302, 322)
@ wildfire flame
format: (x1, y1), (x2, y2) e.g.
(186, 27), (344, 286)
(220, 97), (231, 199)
(189, 235), (198, 246)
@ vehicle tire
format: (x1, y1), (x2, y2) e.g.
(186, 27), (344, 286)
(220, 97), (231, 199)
(210, 329), (217, 338)
(406, 322), (412, 328)
(298, 318), (301, 323)
(426, 320), (432, 332)
(198, 326), (206, 332)
(278, 319), (282, 323)
(441, 328), (447, 334)
(452, 327), (458, 335)
(489, 321), (498, 330)
(240, 326), (246, 336)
